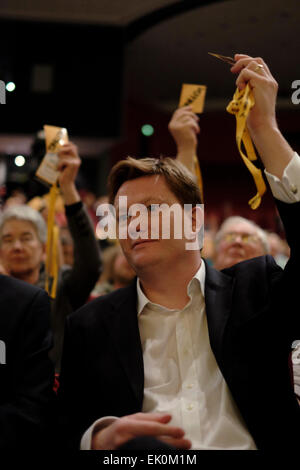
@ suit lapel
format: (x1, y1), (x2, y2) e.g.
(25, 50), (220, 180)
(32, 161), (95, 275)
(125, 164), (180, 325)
(104, 280), (144, 407)
(102, 263), (235, 404)
(204, 261), (235, 365)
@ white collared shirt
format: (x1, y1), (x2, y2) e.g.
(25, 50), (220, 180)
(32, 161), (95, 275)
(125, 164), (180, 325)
(137, 262), (256, 449)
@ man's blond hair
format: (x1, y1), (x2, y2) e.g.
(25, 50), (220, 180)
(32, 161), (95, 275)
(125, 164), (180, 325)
(108, 157), (202, 207)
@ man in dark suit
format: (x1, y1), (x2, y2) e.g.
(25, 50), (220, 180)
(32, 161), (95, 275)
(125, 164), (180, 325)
(58, 54), (300, 450)
(0, 274), (55, 450)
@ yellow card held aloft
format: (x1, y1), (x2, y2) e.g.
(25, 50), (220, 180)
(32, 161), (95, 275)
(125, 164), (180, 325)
(179, 84), (207, 113)
(36, 125), (69, 186)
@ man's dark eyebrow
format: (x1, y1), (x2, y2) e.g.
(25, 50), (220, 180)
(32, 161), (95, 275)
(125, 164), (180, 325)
(140, 197), (165, 205)
(115, 197), (166, 214)
(1, 234), (12, 239)
(2, 231), (33, 238)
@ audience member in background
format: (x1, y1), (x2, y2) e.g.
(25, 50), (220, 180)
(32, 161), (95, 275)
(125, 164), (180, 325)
(213, 216), (270, 270)
(0, 274), (55, 450)
(80, 189), (98, 229)
(0, 142), (101, 371)
(60, 226), (74, 266)
(90, 245), (136, 299)
(28, 190), (66, 227)
(2, 188), (27, 209)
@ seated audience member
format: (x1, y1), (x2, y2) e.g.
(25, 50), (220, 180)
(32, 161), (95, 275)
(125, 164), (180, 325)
(60, 226), (74, 266)
(0, 274), (54, 450)
(0, 143), (102, 371)
(213, 216), (270, 270)
(90, 245), (136, 298)
(2, 188), (27, 209)
(58, 54), (300, 450)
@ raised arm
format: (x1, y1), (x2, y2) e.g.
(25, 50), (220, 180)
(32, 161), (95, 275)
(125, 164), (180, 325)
(168, 106), (200, 173)
(56, 143), (102, 311)
(231, 54), (294, 179)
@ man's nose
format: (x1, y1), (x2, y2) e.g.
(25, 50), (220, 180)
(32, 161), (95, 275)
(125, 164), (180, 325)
(232, 235), (243, 243)
(11, 239), (23, 249)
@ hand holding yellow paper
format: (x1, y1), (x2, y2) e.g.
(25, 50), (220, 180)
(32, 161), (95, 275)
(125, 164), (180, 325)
(36, 125), (69, 186)
(208, 51), (267, 209)
(226, 84), (266, 210)
(178, 84), (206, 202)
(36, 125), (68, 298)
(179, 84), (207, 114)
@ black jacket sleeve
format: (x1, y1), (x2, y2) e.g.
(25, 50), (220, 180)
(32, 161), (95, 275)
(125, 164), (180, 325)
(61, 202), (102, 312)
(0, 283), (55, 451)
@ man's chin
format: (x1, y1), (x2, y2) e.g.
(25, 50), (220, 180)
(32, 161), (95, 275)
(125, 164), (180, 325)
(9, 267), (33, 278)
(227, 255), (245, 267)
(130, 252), (161, 271)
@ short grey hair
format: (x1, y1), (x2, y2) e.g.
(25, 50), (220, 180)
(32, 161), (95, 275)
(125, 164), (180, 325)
(0, 205), (47, 244)
(215, 216), (270, 254)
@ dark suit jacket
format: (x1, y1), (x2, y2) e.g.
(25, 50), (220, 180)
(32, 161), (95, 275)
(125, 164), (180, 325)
(58, 200), (300, 450)
(0, 275), (55, 450)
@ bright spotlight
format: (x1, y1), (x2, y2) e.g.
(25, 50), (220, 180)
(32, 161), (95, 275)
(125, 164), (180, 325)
(14, 155), (25, 167)
(6, 82), (16, 92)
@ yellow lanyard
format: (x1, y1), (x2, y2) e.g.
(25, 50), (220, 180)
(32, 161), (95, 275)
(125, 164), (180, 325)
(45, 183), (59, 298)
(226, 83), (266, 209)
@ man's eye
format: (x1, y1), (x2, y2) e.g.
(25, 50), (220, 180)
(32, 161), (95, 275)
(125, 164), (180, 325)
(21, 236), (33, 242)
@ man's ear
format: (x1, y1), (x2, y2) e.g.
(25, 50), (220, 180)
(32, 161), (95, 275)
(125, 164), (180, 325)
(184, 204), (204, 251)
(191, 205), (204, 234)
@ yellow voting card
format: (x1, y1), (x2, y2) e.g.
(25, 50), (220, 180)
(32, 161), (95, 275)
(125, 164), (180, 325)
(179, 84), (207, 113)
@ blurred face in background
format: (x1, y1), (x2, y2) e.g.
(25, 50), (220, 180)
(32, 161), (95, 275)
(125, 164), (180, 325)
(0, 218), (45, 281)
(60, 227), (74, 266)
(214, 220), (265, 270)
(113, 251), (136, 287)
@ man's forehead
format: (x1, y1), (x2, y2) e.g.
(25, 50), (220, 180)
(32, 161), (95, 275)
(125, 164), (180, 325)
(2, 219), (37, 234)
(115, 174), (170, 206)
(118, 174), (162, 191)
(224, 221), (257, 234)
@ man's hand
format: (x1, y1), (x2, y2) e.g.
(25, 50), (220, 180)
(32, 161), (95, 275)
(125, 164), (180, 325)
(230, 54), (294, 178)
(91, 413), (192, 450)
(230, 54), (278, 135)
(57, 142), (81, 205)
(168, 106), (200, 173)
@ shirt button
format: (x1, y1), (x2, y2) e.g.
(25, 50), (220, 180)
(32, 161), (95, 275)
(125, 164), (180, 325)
(291, 184), (298, 194)
(187, 404), (194, 411)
